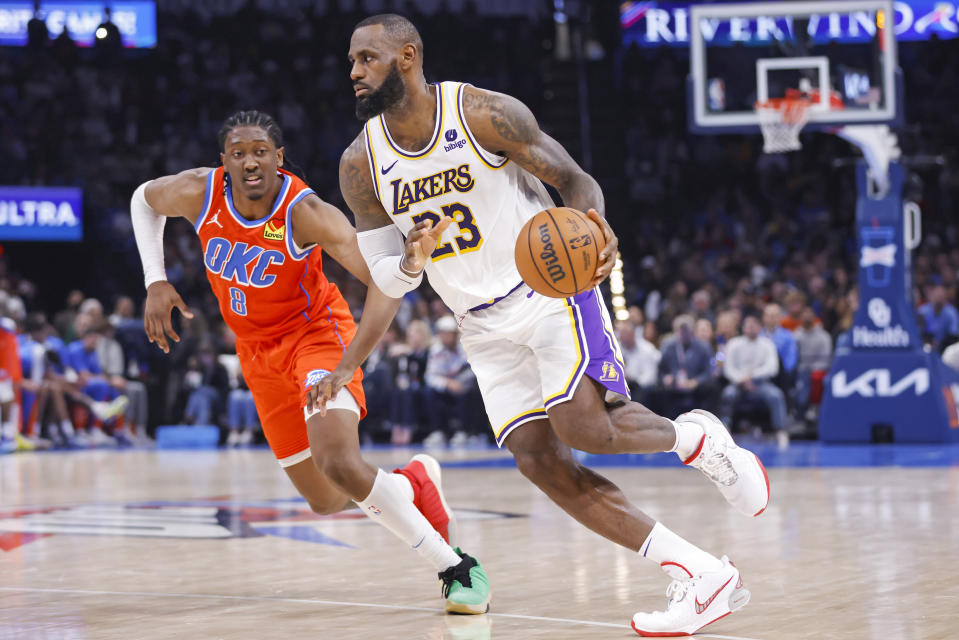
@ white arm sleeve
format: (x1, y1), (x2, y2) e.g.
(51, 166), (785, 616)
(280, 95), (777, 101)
(131, 181), (167, 289)
(356, 225), (423, 298)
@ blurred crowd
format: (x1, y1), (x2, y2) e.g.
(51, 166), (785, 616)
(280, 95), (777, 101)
(0, 280), (492, 450)
(2, 2), (959, 452)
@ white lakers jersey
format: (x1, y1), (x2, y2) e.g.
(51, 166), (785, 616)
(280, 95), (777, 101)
(363, 81), (555, 315)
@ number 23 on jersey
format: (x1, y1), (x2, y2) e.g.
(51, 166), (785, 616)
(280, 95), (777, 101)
(411, 202), (482, 262)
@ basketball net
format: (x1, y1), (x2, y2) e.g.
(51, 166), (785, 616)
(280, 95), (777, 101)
(755, 86), (844, 154)
(755, 96), (811, 154)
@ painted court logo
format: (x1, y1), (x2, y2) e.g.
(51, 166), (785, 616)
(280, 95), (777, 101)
(0, 500), (524, 551)
(0, 502), (356, 551)
(264, 219), (285, 241)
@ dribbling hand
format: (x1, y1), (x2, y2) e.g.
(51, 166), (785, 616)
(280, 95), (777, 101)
(586, 209), (619, 288)
(144, 281), (194, 354)
(401, 216), (453, 276)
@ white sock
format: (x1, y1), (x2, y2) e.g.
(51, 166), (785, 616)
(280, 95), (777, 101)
(668, 419), (704, 462)
(60, 420), (75, 437)
(392, 471), (415, 502)
(639, 522), (723, 578)
(355, 469), (461, 571)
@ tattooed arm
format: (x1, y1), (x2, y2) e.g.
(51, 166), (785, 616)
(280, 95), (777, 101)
(338, 132), (395, 232)
(462, 86), (617, 286)
(339, 131), (451, 278)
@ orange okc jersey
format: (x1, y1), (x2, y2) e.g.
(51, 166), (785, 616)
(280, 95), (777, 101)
(195, 167), (334, 341)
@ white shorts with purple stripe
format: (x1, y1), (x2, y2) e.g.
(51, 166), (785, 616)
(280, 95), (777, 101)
(459, 283), (630, 447)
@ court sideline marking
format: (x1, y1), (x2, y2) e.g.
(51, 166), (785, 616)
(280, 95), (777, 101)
(0, 586), (764, 640)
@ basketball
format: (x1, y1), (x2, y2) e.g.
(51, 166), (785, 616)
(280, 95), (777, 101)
(514, 207), (605, 298)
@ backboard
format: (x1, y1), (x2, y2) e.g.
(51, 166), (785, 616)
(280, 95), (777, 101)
(687, 0), (902, 134)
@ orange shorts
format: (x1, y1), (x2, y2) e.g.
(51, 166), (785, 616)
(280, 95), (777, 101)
(236, 294), (366, 465)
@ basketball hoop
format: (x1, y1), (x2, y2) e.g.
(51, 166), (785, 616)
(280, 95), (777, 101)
(755, 96), (811, 153)
(755, 87), (845, 154)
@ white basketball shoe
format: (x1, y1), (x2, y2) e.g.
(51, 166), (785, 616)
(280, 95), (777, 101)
(678, 409), (770, 517)
(631, 556), (750, 637)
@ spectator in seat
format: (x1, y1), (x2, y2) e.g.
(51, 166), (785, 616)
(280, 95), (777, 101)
(215, 330), (257, 447)
(917, 283), (959, 351)
(616, 318), (660, 403)
(762, 303), (797, 377)
(657, 314), (715, 418)
(780, 290), (811, 331)
(423, 316), (475, 448)
(794, 307), (833, 418)
(109, 297), (151, 443)
(66, 320), (130, 446)
(388, 320), (431, 445)
(53, 289), (85, 342)
(182, 342), (229, 427)
(17, 312), (94, 448)
(226, 371), (258, 447)
(719, 315), (787, 441)
(109, 296), (138, 329)
(694, 317), (714, 346)
(362, 323), (400, 442)
(16, 314), (60, 448)
(690, 289), (715, 324)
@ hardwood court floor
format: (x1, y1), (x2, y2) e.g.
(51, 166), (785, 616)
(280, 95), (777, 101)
(1, 447), (957, 640)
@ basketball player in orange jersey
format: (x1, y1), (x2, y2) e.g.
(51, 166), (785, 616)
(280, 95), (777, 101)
(340, 15), (769, 636)
(130, 111), (490, 614)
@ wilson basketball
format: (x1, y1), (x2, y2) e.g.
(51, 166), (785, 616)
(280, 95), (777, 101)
(514, 207), (605, 298)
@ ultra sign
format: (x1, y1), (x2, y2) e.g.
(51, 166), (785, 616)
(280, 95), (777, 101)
(0, 185), (82, 242)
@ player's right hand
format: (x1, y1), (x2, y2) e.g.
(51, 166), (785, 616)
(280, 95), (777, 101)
(401, 216), (452, 276)
(144, 281), (195, 354)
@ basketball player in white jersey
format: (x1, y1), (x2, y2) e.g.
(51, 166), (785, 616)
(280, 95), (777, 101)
(340, 15), (769, 636)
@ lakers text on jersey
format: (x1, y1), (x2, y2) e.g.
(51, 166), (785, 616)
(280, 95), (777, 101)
(364, 81), (555, 315)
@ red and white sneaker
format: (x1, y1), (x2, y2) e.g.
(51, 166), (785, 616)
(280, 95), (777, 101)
(394, 453), (458, 545)
(679, 410), (770, 517)
(631, 556), (750, 637)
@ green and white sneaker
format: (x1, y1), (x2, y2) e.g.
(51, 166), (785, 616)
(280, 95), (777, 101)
(439, 548), (491, 615)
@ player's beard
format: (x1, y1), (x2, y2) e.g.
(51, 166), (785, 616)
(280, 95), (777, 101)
(355, 61), (406, 120)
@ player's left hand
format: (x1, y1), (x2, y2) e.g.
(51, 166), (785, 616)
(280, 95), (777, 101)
(586, 209), (618, 287)
(306, 366), (354, 417)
